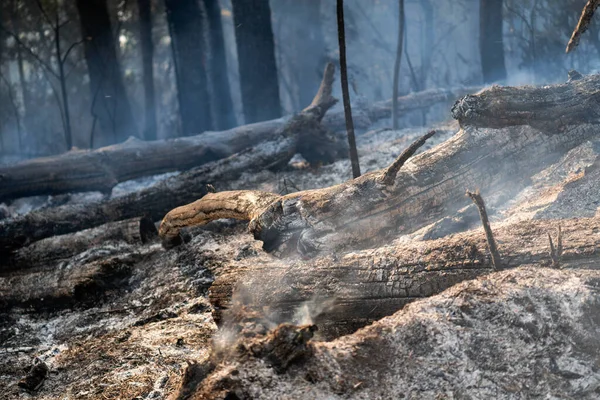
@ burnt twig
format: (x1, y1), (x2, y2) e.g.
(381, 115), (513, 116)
(466, 190), (501, 270)
(548, 225), (563, 268)
(381, 130), (436, 185)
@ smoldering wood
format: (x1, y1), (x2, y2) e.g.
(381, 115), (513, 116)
(0, 86), (478, 203)
(208, 215), (600, 338)
(0, 64), (339, 254)
(4, 217), (157, 271)
(159, 75), (600, 258)
(566, 0), (600, 53)
(191, 267), (600, 399)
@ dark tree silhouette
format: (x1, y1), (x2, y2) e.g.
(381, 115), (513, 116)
(231, 0), (281, 124)
(76, 0), (137, 146)
(203, 0), (235, 130)
(392, 0), (405, 130)
(480, 0), (507, 83)
(137, 0), (157, 140)
(280, 0), (327, 109)
(336, 0), (360, 178)
(165, 0), (213, 136)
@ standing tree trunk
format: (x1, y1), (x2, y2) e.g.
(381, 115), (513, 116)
(231, 0), (281, 124)
(203, 0), (236, 130)
(336, 0), (360, 178)
(137, 0), (157, 140)
(76, 0), (137, 146)
(480, 0), (507, 83)
(278, 0), (327, 109)
(392, 0), (405, 130)
(165, 0), (213, 136)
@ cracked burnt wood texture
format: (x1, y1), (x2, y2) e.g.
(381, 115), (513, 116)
(193, 267), (600, 399)
(165, 74), (600, 257)
(0, 87), (476, 203)
(209, 216), (600, 338)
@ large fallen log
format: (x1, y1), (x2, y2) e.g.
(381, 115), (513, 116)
(4, 217), (157, 271)
(159, 74), (600, 258)
(0, 64), (340, 255)
(190, 266), (600, 399)
(0, 86), (478, 203)
(208, 215), (600, 338)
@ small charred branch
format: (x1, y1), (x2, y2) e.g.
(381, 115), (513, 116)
(567, 0), (600, 53)
(380, 130), (436, 185)
(5, 217), (157, 271)
(18, 358), (49, 392)
(466, 190), (501, 270)
(548, 225), (563, 268)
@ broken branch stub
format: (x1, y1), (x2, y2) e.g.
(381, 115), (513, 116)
(466, 190), (500, 270)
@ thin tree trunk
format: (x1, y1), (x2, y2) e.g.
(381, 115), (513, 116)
(231, 0), (281, 124)
(336, 0), (361, 178)
(56, 25), (73, 150)
(392, 0), (405, 130)
(137, 0), (157, 140)
(164, 0), (213, 136)
(203, 0), (236, 130)
(480, 0), (507, 83)
(76, 0), (138, 145)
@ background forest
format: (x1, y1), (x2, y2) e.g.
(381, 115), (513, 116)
(0, 0), (597, 161)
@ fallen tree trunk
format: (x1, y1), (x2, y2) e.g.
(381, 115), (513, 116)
(3, 217), (157, 271)
(193, 266), (600, 399)
(0, 86), (478, 203)
(208, 215), (600, 338)
(0, 64), (339, 255)
(159, 74), (600, 258)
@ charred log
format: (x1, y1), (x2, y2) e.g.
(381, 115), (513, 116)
(4, 217), (157, 271)
(160, 75), (600, 258)
(0, 86), (477, 203)
(191, 267), (600, 399)
(207, 215), (600, 338)
(0, 64), (341, 254)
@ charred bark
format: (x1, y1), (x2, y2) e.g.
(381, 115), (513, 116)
(4, 217), (156, 271)
(159, 75), (600, 258)
(0, 85), (478, 203)
(208, 215), (600, 338)
(567, 0), (600, 53)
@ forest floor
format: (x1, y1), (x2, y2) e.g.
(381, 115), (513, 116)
(0, 122), (455, 399)
(2, 117), (600, 399)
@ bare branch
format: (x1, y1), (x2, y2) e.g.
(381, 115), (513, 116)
(380, 130), (436, 186)
(567, 0), (600, 53)
(466, 190), (501, 270)
(0, 25), (59, 79)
